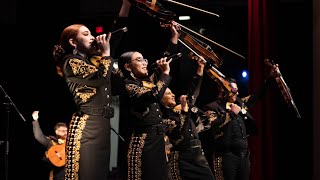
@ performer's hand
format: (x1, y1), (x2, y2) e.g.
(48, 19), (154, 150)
(156, 57), (171, 75)
(180, 95), (188, 112)
(32, 111), (39, 121)
(96, 32), (111, 57)
(230, 103), (241, 115)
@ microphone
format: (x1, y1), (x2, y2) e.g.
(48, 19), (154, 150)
(151, 52), (182, 70)
(92, 27), (128, 49)
(111, 27), (128, 35)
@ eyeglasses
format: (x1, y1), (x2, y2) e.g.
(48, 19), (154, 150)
(132, 57), (148, 63)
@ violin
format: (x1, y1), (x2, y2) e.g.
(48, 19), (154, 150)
(205, 64), (235, 95)
(175, 30), (234, 95)
(129, 0), (245, 59)
(128, 0), (237, 95)
(264, 58), (301, 118)
(128, 0), (176, 23)
(180, 32), (223, 68)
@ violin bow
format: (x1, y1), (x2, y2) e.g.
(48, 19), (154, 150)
(176, 22), (246, 59)
(162, 0), (220, 17)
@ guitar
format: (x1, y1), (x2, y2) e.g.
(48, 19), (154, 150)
(47, 144), (66, 167)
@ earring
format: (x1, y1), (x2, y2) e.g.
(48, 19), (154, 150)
(73, 49), (78, 55)
(130, 72), (136, 79)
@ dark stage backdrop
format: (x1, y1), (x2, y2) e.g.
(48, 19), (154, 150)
(0, 0), (313, 179)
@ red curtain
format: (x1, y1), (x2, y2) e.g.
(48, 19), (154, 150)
(247, 0), (276, 179)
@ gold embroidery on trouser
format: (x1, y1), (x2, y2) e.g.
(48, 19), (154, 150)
(49, 170), (53, 180)
(65, 114), (88, 180)
(127, 133), (147, 180)
(169, 151), (181, 180)
(213, 155), (224, 180)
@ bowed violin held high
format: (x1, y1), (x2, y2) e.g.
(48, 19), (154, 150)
(129, 0), (245, 59)
(264, 58), (301, 118)
(181, 38), (235, 96)
(180, 32), (223, 68)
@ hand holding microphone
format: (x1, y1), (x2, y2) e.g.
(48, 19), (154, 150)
(151, 52), (182, 70)
(92, 27), (128, 51)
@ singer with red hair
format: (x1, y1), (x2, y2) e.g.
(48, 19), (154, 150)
(51, 1), (131, 179)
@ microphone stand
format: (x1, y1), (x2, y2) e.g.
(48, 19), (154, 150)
(0, 84), (26, 180)
(111, 127), (125, 142)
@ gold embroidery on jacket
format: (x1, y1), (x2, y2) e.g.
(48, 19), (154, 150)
(149, 73), (155, 82)
(162, 118), (177, 132)
(113, 68), (124, 78)
(173, 104), (182, 114)
(126, 84), (151, 97)
(156, 80), (165, 91)
(90, 55), (111, 76)
(75, 86), (96, 103)
(179, 114), (186, 131)
(142, 81), (156, 89)
(90, 55), (102, 68)
(206, 110), (218, 122)
(100, 59), (111, 77)
(213, 113), (231, 139)
(69, 58), (97, 78)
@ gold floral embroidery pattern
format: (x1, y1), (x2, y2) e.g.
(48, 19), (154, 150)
(75, 86), (96, 103)
(206, 110), (218, 123)
(179, 114), (186, 130)
(213, 156), (224, 180)
(169, 151), (181, 180)
(142, 81), (156, 89)
(156, 80), (165, 92)
(90, 55), (102, 68)
(69, 58), (97, 78)
(100, 59), (111, 77)
(127, 133), (147, 180)
(222, 113), (231, 126)
(162, 118), (176, 132)
(113, 68), (124, 78)
(65, 114), (88, 180)
(172, 104), (182, 114)
(149, 73), (155, 82)
(126, 84), (151, 97)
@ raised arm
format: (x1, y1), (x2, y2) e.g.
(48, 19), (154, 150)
(32, 111), (52, 148)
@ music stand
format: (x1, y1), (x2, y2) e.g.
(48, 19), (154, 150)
(0, 84), (26, 180)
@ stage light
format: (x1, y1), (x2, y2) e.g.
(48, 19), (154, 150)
(179, 16), (191, 20)
(242, 70), (248, 78)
